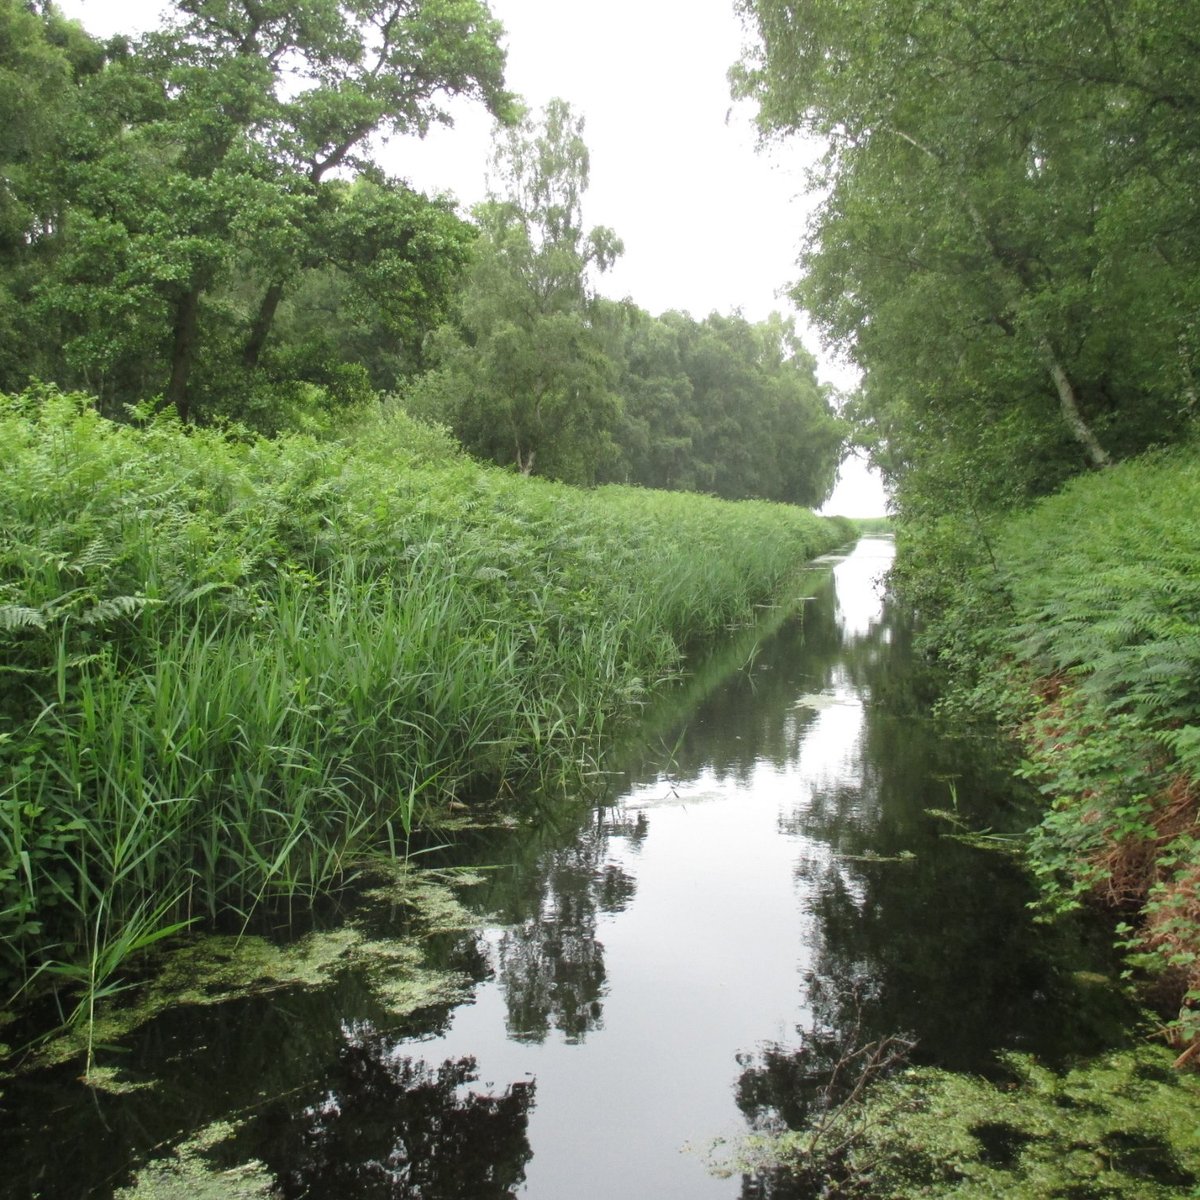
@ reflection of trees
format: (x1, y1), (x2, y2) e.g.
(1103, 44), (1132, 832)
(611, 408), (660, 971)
(260, 1030), (534, 1199)
(730, 551), (1136, 1198)
(734, 980), (915, 1200)
(780, 593), (1132, 1072)
(496, 818), (637, 1043)
(607, 573), (849, 791)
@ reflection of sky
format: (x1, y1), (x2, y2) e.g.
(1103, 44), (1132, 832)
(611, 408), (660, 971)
(831, 536), (892, 637)
(393, 538), (896, 1198)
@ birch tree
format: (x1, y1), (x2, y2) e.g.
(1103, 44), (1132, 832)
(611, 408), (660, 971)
(734, 0), (1200, 507)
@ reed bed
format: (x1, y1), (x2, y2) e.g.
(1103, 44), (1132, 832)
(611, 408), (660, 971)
(0, 388), (852, 1013)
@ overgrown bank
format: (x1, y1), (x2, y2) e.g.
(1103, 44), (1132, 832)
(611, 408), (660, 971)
(708, 448), (1200, 1198)
(0, 388), (853, 1027)
(907, 445), (1200, 1054)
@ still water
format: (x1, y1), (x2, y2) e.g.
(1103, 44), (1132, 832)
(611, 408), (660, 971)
(2, 537), (1130, 1198)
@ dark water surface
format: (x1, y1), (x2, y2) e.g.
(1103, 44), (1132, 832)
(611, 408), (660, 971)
(1, 537), (1132, 1198)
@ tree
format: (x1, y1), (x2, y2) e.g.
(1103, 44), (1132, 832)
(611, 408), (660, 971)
(411, 99), (624, 483)
(0, 0), (103, 390)
(603, 302), (700, 491)
(601, 307), (844, 506)
(734, 0), (1200, 512)
(27, 0), (514, 423)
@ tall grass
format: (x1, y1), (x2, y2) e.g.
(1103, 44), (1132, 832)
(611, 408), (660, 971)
(0, 388), (852, 1018)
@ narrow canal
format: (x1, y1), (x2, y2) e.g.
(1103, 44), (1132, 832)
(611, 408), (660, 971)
(2, 537), (1130, 1198)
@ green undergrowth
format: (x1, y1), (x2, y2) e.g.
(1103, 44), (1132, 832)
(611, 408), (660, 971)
(717, 1044), (1200, 1198)
(848, 516), (893, 535)
(909, 444), (1200, 1050)
(0, 386), (852, 1035)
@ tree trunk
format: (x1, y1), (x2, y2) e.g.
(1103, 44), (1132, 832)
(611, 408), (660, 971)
(243, 279), (285, 369)
(1040, 339), (1112, 468)
(887, 128), (1114, 469)
(515, 440), (535, 475)
(166, 285), (202, 423)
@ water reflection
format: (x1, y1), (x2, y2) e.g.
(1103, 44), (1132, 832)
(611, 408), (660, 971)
(0, 538), (1135, 1200)
(250, 1034), (535, 1198)
(494, 824), (638, 1044)
(403, 537), (1128, 1198)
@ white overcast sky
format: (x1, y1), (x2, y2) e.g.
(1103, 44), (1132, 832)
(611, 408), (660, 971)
(57, 0), (886, 515)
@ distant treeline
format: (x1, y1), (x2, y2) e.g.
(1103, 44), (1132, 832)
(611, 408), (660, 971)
(0, 1), (844, 505)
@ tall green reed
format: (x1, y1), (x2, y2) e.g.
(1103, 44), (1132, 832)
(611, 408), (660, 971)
(1, 387), (853, 1040)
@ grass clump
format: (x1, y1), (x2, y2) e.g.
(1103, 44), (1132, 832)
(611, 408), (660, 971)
(0, 387), (851, 1035)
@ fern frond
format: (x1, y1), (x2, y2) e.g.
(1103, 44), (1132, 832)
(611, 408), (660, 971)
(0, 605), (47, 632)
(78, 595), (161, 626)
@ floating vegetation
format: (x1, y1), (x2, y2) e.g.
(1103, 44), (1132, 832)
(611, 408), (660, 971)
(83, 1065), (157, 1095)
(26, 864), (480, 1074)
(838, 849), (916, 864)
(360, 864), (490, 932)
(114, 1121), (276, 1200)
(714, 1044), (1200, 1198)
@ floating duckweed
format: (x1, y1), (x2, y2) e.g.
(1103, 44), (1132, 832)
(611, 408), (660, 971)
(369, 963), (472, 1016)
(31, 927), (366, 1069)
(114, 1120), (275, 1200)
(362, 865), (489, 932)
(31, 865), (485, 1072)
(715, 1045), (1200, 1198)
(84, 1065), (157, 1095)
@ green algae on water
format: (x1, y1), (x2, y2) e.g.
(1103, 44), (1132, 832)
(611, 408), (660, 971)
(84, 1065), (157, 1095)
(114, 1121), (276, 1200)
(29, 865), (481, 1072)
(714, 1045), (1200, 1198)
(360, 864), (489, 932)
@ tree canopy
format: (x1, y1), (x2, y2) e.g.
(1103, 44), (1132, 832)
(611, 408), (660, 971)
(734, 0), (1200, 517)
(410, 99), (624, 483)
(410, 99), (845, 499)
(2, 0), (515, 425)
(0, 3), (846, 507)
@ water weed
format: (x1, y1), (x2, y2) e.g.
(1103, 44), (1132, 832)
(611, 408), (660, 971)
(715, 1044), (1200, 1198)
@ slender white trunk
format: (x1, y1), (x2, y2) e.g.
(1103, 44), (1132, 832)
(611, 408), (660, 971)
(888, 127), (1113, 468)
(1041, 340), (1111, 467)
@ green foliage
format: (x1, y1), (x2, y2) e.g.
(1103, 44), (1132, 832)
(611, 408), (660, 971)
(849, 517), (892, 535)
(410, 99), (624, 483)
(906, 445), (1200, 1044)
(0, 0), (513, 423)
(725, 1044), (1200, 1198)
(601, 307), (846, 506)
(410, 100), (846, 501)
(736, 0), (1200, 522)
(0, 386), (849, 1024)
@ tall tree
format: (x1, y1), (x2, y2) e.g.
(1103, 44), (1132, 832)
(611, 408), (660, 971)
(412, 99), (624, 483)
(30, 0), (514, 422)
(734, 0), (1200, 510)
(0, 0), (103, 390)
